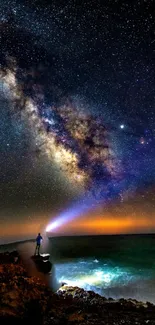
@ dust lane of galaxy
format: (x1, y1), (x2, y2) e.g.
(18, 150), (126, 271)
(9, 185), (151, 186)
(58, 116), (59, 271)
(0, 57), (153, 225)
(0, 61), (120, 202)
(0, 54), (154, 217)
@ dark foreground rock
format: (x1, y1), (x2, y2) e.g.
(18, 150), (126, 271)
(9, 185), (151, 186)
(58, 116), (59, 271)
(0, 251), (155, 325)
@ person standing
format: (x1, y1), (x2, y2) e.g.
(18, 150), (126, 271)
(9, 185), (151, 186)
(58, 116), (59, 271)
(35, 233), (43, 255)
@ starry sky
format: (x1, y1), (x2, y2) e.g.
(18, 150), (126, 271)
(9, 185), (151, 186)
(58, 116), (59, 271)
(0, 0), (155, 242)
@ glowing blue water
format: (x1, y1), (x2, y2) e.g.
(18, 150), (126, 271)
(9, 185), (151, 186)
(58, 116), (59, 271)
(54, 258), (155, 303)
(49, 235), (155, 304)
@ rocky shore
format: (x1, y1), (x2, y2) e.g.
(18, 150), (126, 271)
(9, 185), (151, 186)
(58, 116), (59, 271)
(0, 251), (155, 325)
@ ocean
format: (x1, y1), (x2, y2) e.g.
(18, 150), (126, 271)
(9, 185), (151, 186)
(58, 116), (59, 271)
(1, 234), (155, 304)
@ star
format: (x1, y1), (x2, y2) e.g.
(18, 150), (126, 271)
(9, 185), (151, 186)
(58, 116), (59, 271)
(140, 137), (145, 145)
(1, 0), (155, 242)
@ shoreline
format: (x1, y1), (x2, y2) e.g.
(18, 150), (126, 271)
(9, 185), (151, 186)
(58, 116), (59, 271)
(1, 237), (155, 305)
(1, 232), (155, 246)
(0, 250), (155, 324)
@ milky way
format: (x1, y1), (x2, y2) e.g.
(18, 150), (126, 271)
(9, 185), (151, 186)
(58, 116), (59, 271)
(1, 0), (155, 238)
(0, 61), (119, 199)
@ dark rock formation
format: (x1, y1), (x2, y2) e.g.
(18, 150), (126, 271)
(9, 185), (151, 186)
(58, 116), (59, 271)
(31, 254), (52, 273)
(0, 251), (155, 324)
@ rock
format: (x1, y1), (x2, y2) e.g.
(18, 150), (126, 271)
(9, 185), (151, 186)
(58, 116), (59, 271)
(0, 251), (20, 264)
(0, 251), (155, 325)
(68, 312), (85, 322)
(31, 255), (52, 273)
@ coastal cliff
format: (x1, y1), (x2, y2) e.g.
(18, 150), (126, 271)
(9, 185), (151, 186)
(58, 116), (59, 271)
(0, 251), (155, 325)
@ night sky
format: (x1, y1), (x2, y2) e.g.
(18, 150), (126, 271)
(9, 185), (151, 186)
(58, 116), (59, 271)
(0, 0), (155, 242)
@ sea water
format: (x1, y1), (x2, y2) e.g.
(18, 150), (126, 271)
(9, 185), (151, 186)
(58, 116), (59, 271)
(48, 234), (155, 303)
(1, 234), (155, 303)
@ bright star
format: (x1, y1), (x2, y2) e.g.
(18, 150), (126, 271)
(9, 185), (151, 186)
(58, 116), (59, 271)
(120, 124), (125, 129)
(140, 137), (145, 145)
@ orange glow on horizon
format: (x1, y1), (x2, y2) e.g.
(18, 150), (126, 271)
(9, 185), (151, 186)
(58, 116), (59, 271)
(62, 216), (155, 234)
(0, 220), (46, 244)
(1, 213), (155, 244)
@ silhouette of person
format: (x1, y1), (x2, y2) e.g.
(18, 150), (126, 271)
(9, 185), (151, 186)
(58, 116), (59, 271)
(35, 233), (43, 255)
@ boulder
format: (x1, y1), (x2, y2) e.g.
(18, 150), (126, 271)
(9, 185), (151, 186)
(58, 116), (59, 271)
(31, 254), (52, 273)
